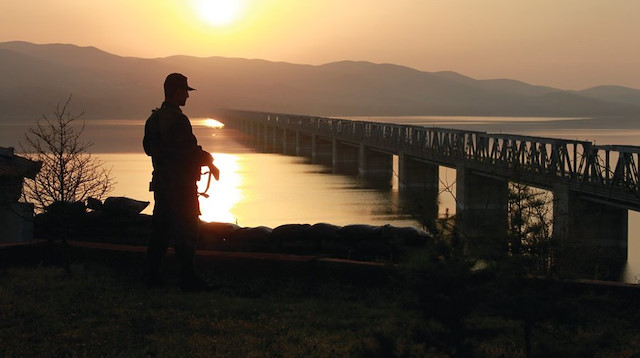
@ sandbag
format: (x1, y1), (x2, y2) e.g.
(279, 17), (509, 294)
(338, 224), (383, 243)
(200, 221), (240, 241)
(102, 196), (149, 216)
(225, 226), (273, 251)
(380, 225), (432, 246)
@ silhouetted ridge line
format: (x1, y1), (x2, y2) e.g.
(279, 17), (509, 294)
(1, 41), (639, 122)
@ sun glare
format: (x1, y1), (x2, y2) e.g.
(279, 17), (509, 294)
(194, 0), (246, 27)
(198, 153), (242, 223)
(204, 118), (225, 128)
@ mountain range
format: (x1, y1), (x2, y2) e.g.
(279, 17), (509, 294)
(1, 41), (639, 122)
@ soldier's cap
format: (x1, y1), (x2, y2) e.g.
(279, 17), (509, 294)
(164, 73), (196, 91)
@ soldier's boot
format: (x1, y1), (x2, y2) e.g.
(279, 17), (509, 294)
(176, 246), (216, 292)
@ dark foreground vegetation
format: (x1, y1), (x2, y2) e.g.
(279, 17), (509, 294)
(1, 243), (640, 358)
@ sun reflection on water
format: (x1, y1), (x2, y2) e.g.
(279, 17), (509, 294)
(197, 153), (242, 223)
(194, 118), (225, 129)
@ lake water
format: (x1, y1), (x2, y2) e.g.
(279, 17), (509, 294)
(2, 115), (640, 283)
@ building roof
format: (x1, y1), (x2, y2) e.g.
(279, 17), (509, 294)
(0, 147), (42, 179)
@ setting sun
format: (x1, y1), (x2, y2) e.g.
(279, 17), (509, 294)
(193, 0), (247, 27)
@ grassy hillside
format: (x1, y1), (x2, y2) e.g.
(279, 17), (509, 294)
(2, 244), (640, 357)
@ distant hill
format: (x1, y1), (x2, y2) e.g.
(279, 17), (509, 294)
(577, 86), (640, 107)
(1, 41), (639, 122)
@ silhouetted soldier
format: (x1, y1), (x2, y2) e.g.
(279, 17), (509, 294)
(143, 73), (219, 291)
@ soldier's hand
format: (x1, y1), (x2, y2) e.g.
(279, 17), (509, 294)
(204, 151), (214, 164)
(208, 163), (220, 181)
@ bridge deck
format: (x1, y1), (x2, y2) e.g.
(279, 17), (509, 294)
(219, 110), (640, 211)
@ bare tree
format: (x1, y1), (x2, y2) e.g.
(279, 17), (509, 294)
(508, 182), (553, 274)
(20, 96), (114, 211)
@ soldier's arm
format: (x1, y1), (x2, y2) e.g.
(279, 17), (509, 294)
(165, 116), (216, 171)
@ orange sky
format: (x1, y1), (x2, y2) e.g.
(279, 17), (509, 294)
(1, 0), (638, 90)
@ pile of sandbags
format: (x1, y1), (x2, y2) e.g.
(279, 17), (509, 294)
(34, 195), (434, 262)
(198, 222), (433, 262)
(35, 197), (152, 245)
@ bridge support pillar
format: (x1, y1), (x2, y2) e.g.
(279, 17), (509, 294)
(250, 121), (264, 149)
(553, 185), (628, 279)
(333, 141), (359, 175)
(247, 120), (253, 137)
(359, 145), (393, 188)
(263, 124), (273, 152)
(296, 132), (313, 157)
(272, 126), (284, 153)
(398, 153), (439, 228)
(283, 129), (297, 155)
(312, 135), (333, 166)
(246, 121), (254, 145)
(456, 166), (508, 251)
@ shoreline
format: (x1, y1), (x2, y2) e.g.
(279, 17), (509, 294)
(2, 115), (640, 153)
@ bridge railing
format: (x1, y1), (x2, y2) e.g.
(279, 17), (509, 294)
(231, 111), (640, 205)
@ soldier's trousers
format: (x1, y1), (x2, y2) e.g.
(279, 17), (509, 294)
(147, 183), (200, 276)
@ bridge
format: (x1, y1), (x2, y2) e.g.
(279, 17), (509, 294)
(214, 109), (639, 272)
